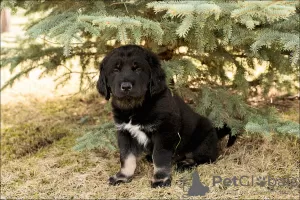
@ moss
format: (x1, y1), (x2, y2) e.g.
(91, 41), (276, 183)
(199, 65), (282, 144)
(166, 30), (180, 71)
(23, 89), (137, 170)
(281, 107), (299, 122)
(1, 123), (70, 161)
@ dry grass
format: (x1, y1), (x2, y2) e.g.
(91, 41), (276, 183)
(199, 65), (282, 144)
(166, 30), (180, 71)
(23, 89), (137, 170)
(1, 89), (299, 199)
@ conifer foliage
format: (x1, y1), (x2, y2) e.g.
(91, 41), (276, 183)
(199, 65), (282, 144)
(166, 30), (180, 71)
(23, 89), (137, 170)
(1, 0), (299, 151)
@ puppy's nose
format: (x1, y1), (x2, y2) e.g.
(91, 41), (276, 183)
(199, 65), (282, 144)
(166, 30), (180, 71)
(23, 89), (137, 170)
(121, 82), (132, 91)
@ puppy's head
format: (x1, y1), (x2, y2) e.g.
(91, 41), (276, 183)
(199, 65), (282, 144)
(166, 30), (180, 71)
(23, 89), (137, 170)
(97, 45), (166, 109)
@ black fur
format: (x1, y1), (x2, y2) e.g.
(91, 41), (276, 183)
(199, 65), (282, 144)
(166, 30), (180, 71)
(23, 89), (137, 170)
(97, 62), (110, 100)
(97, 45), (235, 188)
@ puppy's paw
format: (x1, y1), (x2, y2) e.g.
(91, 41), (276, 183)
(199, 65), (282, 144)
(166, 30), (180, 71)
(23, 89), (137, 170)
(145, 154), (153, 163)
(108, 173), (132, 186)
(151, 177), (171, 188)
(175, 159), (196, 172)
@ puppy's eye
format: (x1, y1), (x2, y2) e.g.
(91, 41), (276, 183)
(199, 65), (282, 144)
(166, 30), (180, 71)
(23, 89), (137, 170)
(114, 64), (121, 73)
(132, 62), (141, 72)
(133, 67), (141, 72)
(113, 68), (120, 73)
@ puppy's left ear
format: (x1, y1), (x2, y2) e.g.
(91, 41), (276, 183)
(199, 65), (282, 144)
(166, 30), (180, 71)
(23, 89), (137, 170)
(145, 49), (167, 96)
(97, 63), (110, 100)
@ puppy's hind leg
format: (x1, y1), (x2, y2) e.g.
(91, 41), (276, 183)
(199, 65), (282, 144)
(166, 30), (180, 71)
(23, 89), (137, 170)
(175, 152), (196, 172)
(193, 129), (218, 165)
(176, 129), (219, 172)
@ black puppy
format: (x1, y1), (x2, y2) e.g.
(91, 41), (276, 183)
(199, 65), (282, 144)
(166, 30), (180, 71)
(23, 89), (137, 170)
(97, 45), (235, 188)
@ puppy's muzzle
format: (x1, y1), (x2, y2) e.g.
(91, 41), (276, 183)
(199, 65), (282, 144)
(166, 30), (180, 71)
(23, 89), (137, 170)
(121, 82), (133, 92)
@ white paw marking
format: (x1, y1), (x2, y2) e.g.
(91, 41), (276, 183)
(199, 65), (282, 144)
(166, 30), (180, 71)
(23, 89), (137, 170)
(121, 153), (136, 177)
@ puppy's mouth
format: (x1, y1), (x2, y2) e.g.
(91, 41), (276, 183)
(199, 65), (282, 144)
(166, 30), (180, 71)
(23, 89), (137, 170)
(112, 95), (145, 110)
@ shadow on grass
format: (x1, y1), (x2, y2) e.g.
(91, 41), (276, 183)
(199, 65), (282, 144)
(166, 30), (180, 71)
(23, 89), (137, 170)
(1, 92), (112, 162)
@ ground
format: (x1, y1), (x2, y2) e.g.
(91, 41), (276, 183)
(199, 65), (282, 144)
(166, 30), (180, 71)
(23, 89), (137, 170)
(1, 73), (299, 199)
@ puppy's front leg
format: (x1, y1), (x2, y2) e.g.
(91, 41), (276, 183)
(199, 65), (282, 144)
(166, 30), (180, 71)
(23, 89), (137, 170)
(151, 135), (173, 188)
(109, 130), (140, 185)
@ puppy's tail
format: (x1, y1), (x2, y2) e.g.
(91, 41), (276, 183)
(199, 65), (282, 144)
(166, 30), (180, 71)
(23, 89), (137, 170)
(216, 124), (237, 147)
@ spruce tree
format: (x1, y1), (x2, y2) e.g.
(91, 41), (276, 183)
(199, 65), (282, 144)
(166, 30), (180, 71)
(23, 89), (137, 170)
(1, 0), (299, 151)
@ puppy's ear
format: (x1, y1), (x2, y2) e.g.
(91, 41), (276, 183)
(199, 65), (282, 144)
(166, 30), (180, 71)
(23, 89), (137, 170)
(145, 49), (167, 96)
(97, 62), (110, 100)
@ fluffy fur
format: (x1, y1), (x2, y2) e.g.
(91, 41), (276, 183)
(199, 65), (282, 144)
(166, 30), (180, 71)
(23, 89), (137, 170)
(97, 45), (235, 188)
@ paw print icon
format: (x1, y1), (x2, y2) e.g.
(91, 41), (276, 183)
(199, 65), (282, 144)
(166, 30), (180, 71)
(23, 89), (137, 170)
(256, 176), (267, 187)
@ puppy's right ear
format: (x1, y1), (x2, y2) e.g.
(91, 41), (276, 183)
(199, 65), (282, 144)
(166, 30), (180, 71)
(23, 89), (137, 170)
(97, 63), (110, 100)
(145, 49), (167, 96)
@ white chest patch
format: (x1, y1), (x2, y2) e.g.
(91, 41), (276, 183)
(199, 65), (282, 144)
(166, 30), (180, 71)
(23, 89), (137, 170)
(116, 121), (149, 146)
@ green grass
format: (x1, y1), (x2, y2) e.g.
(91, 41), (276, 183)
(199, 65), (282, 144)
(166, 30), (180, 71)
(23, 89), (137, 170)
(2, 123), (69, 161)
(1, 92), (299, 199)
